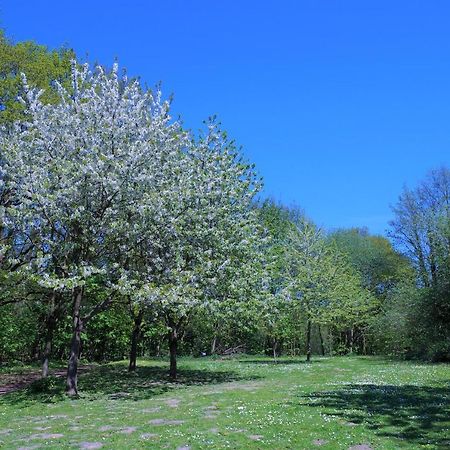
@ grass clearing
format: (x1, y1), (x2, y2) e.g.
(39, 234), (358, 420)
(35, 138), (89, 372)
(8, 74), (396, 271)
(0, 356), (449, 449)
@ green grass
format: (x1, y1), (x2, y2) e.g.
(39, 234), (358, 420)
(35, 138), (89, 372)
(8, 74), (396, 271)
(0, 356), (449, 449)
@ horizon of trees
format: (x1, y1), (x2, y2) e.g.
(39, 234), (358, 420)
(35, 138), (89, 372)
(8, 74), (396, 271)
(0, 33), (448, 397)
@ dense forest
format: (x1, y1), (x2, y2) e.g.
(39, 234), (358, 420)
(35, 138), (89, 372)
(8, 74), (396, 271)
(0, 32), (449, 399)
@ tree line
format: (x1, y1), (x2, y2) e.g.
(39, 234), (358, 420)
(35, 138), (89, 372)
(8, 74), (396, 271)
(0, 33), (448, 396)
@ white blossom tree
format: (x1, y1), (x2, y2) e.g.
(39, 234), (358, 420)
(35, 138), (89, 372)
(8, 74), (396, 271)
(129, 121), (263, 378)
(1, 61), (183, 394)
(2, 60), (263, 390)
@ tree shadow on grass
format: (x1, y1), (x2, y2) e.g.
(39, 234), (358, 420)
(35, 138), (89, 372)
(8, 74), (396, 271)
(298, 382), (450, 448)
(0, 363), (259, 406)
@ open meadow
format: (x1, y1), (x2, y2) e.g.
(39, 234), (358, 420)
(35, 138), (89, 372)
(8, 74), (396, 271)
(0, 356), (449, 449)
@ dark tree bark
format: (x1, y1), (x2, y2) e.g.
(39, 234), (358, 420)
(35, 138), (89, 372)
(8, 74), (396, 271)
(128, 308), (144, 372)
(306, 319), (312, 362)
(166, 315), (186, 380)
(66, 287), (83, 396)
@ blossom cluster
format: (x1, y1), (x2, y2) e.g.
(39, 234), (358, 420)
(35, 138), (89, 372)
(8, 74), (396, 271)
(1, 60), (262, 314)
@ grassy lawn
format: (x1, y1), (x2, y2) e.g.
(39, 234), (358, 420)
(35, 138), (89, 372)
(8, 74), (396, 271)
(0, 356), (449, 449)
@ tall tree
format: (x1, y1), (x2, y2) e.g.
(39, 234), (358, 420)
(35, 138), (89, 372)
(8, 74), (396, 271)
(133, 121), (262, 379)
(388, 167), (450, 361)
(1, 61), (179, 394)
(0, 33), (75, 376)
(257, 200), (296, 358)
(390, 167), (450, 287)
(288, 220), (375, 360)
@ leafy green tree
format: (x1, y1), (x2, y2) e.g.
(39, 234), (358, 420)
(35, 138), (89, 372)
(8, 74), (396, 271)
(329, 228), (413, 354)
(288, 220), (375, 360)
(0, 31), (74, 124)
(387, 167), (450, 360)
(256, 200), (294, 357)
(329, 228), (411, 296)
(390, 167), (450, 287)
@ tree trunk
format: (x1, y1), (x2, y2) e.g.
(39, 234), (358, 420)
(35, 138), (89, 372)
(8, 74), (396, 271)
(128, 309), (144, 372)
(30, 335), (41, 362)
(341, 330), (348, 354)
(168, 320), (178, 380)
(362, 331), (366, 355)
(210, 334), (217, 355)
(348, 328), (354, 354)
(66, 287), (83, 396)
(329, 329), (334, 356)
(42, 292), (58, 378)
(42, 321), (55, 378)
(306, 320), (312, 362)
(41, 338), (52, 378)
(272, 338), (278, 360)
(318, 325), (325, 356)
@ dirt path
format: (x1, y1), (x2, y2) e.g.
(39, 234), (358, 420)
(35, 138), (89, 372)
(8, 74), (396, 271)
(0, 365), (93, 395)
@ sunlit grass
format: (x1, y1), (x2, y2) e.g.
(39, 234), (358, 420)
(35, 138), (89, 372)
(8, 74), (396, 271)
(0, 356), (448, 449)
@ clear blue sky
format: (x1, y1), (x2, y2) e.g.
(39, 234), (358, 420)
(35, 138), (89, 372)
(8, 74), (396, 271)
(2, 1), (450, 235)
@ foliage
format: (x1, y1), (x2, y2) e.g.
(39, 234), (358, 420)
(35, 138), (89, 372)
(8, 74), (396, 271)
(390, 167), (450, 287)
(82, 304), (133, 361)
(329, 228), (412, 296)
(0, 31), (74, 124)
(386, 167), (450, 361)
(0, 302), (38, 362)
